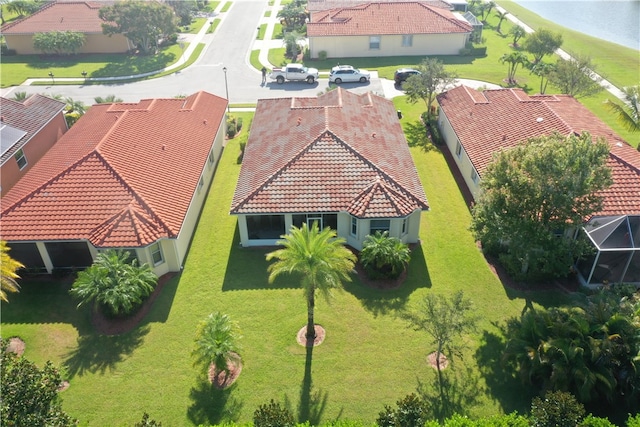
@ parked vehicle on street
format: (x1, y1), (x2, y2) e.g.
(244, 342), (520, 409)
(270, 64), (319, 84)
(329, 65), (371, 83)
(394, 68), (421, 85)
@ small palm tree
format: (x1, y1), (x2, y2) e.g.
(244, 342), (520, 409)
(360, 231), (411, 280)
(94, 95), (123, 104)
(266, 222), (356, 340)
(495, 10), (509, 34)
(69, 249), (157, 317)
(11, 91), (28, 101)
(192, 312), (242, 382)
(500, 51), (528, 85)
(605, 85), (640, 134)
(1, 241), (24, 303)
(509, 24), (527, 47)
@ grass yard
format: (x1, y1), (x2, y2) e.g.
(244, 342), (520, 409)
(1, 104), (575, 425)
(183, 17), (208, 34)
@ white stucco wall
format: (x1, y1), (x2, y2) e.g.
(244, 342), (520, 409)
(309, 33), (469, 59)
(437, 110), (481, 199)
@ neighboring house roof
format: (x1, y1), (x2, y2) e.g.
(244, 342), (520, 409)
(1, 91), (228, 247)
(1, 1), (113, 35)
(230, 88), (428, 218)
(307, 0), (452, 12)
(308, 1), (472, 37)
(437, 85), (640, 216)
(0, 94), (67, 165)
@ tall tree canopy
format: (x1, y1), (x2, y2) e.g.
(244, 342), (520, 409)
(524, 28), (563, 63)
(548, 53), (604, 98)
(605, 85), (640, 135)
(99, 1), (177, 54)
(470, 132), (612, 282)
(266, 222), (356, 340)
(404, 57), (457, 121)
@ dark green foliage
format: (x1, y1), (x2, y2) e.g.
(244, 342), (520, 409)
(548, 53), (604, 98)
(226, 115), (243, 138)
(360, 231), (411, 280)
(166, 0), (196, 26)
(33, 31), (85, 55)
(134, 412), (162, 426)
(523, 28), (563, 63)
(503, 289), (640, 410)
(579, 415), (617, 427)
(192, 312), (242, 379)
(471, 132), (612, 282)
(531, 391), (585, 427)
(404, 58), (457, 121)
(253, 399), (295, 427)
(69, 249), (157, 317)
(277, 0), (307, 32)
(6, 0), (42, 17)
(0, 339), (77, 426)
(376, 393), (430, 427)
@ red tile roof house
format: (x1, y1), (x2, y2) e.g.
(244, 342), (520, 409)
(230, 88), (429, 250)
(1, 92), (227, 276)
(437, 85), (640, 287)
(306, 1), (473, 59)
(1, 1), (133, 55)
(1, 94), (67, 196)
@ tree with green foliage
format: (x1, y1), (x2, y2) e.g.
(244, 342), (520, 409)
(360, 231), (411, 280)
(531, 391), (585, 427)
(0, 339), (77, 426)
(33, 31), (85, 55)
(253, 399), (295, 427)
(69, 249), (157, 317)
(63, 96), (87, 128)
(470, 132), (612, 282)
(99, 1), (178, 54)
(404, 291), (478, 410)
(283, 30), (304, 59)
(377, 393), (430, 427)
(548, 53), (603, 98)
(404, 57), (457, 121)
(494, 10), (508, 34)
(605, 85), (640, 134)
(1, 241), (23, 303)
(94, 95), (123, 104)
(6, 0), (40, 17)
(524, 28), (563, 63)
(508, 24), (526, 47)
(266, 222), (356, 340)
(277, 0), (307, 32)
(11, 91), (28, 101)
(166, 0), (196, 26)
(499, 51), (528, 86)
(529, 61), (554, 94)
(192, 312), (242, 381)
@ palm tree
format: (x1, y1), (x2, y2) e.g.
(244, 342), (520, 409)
(94, 95), (123, 104)
(499, 51), (528, 86)
(266, 222), (356, 340)
(509, 24), (526, 47)
(283, 31), (304, 60)
(11, 91), (28, 101)
(360, 231), (411, 279)
(529, 61), (554, 94)
(605, 85), (640, 134)
(1, 241), (24, 303)
(494, 10), (509, 34)
(192, 312), (242, 382)
(69, 249), (157, 317)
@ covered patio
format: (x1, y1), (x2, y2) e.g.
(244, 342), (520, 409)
(575, 215), (640, 287)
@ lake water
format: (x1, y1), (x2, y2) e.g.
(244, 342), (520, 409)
(513, 0), (640, 51)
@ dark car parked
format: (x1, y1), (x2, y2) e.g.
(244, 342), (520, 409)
(394, 68), (421, 85)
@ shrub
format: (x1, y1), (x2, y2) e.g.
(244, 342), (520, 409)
(253, 399), (295, 427)
(376, 393), (429, 427)
(531, 391), (585, 427)
(360, 231), (411, 280)
(318, 50), (328, 60)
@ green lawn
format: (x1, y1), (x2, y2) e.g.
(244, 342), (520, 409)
(257, 24), (267, 40)
(183, 17), (208, 34)
(1, 105), (575, 425)
(221, 2), (232, 12)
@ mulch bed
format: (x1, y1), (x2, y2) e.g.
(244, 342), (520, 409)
(91, 272), (178, 335)
(296, 325), (326, 347)
(208, 354), (242, 389)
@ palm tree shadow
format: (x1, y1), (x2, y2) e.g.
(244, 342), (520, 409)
(62, 325), (150, 378)
(298, 345), (331, 424)
(187, 379), (242, 425)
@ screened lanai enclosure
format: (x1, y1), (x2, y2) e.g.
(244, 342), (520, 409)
(575, 215), (640, 287)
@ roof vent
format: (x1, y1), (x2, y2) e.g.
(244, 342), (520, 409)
(162, 144), (166, 151)
(502, 134), (507, 141)
(536, 117), (544, 123)
(297, 117), (302, 126)
(371, 132), (376, 138)
(616, 142), (623, 147)
(204, 119), (207, 125)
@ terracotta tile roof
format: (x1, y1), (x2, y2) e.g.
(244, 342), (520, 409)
(307, 0), (453, 12)
(1, 1), (113, 34)
(308, 1), (472, 37)
(1, 94), (66, 164)
(437, 85), (640, 216)
(230, 88), (428, 218)
(1, 91), (228, 247)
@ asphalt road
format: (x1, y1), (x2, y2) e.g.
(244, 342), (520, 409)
(5, 0), (385, 105)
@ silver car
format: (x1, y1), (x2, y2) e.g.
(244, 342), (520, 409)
(329, 66), (371, 84)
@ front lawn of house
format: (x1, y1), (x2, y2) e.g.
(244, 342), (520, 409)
(1, 106), (578, 425)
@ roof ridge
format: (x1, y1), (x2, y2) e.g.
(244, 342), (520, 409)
(0, 0), (52, 31)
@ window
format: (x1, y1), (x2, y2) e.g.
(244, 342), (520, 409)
(370, 219), (390, 234)
(471, 168), (479, 184)
(149, 242), (164, 265)
(351, 216), (358, 236)
(198, 176), (204, 192)
(246, 215), (285, 239)
(455, 141), (462, 159)
(208, 149), (215, 165)
(402, 218), (408, 235)
(292, 213), (337, 231)
(401, 35), (413, 47)
(15, 149), (27, 170)
(369, 36), (381, 50)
